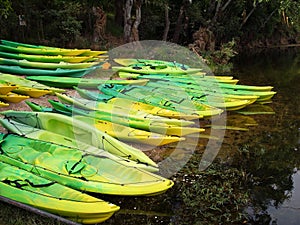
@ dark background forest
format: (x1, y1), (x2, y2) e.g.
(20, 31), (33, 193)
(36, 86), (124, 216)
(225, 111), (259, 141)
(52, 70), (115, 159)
(0, 0), (299, 52)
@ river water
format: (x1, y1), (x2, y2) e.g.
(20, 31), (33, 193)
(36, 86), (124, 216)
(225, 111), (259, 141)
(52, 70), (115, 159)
(102, 48), (300, 225)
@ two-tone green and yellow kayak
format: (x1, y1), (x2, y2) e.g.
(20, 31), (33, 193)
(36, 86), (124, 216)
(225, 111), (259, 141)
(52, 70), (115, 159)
(0, 160), (119, 224)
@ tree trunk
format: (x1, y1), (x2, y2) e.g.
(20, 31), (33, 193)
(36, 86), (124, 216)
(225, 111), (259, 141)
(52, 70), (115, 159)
(162, 3), (170, 41)
(123, 0), (133, 43)
(115, 0), (124, 27)
(172, 0), (190, 43)
(131, 0), (142, 42)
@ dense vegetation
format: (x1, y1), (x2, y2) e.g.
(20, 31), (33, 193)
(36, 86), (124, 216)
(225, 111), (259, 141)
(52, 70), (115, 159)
(0, 0), (299, 51)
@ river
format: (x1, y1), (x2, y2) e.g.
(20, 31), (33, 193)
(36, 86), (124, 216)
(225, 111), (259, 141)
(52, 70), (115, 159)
(102, 47), (300, 225)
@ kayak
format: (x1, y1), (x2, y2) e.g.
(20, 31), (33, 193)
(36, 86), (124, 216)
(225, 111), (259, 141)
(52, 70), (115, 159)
(0, 110), (158, 168)
(12, 86), (52, 98)
(0, 51), (94, 63)
(0, 81), (17, 94)
(0, 92), (29, 103)
(23, 100), (185, 146)
(0, 133), (173, 196)
(0, 65), (96, 77)
(1, 39), (108, 57)
(74, 87), (200, 120)
(99, 84), (225, 115)
(114, 58), (191, 69)
(55, 92), (195, 127)
(0, 57), (99, 69)
(0, 101), (9, 107)
(0, 73), (64, 93)
(119, 72), (239, 85)
(0, 160), (119, 224)
(26, 75), (149, 88)
(0, 44), (90, 56)
(39, 100), (203, 137)
(112, 64), (202, 75)
(144, 81), (255, 110)
(0, 118), (158, 172)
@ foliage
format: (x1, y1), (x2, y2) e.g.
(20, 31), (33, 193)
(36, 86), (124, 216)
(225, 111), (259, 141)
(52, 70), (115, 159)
(0, 0), (12, 18)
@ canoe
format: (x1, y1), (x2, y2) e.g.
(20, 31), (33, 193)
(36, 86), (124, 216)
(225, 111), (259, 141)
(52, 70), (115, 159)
(0, 132), (173, 196)
(0, 110), (158, 168)
(0, 44), (90, 56)
(0, 73), (64, 93)
(112, 64), (202, 75)
(74, 87), (200, 120)
(0, 92), (29, 103)
(0, 160), (119, 224)
(26, 75), (149, 88)
(0, 57), (99, 69)
(0, 118), (158, 172)
(12, 86), (52, 98)
(0, 81), (17, 94)
(1, 39), (108, 57)
(0, 51), (94, 63)
(55, 92), (195, 127)
(0, 65), (96, 77)
(24, 100), (185, 146)
(45, 99), (204, 136)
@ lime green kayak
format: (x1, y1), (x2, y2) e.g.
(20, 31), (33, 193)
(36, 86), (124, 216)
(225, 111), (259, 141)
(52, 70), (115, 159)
(0, 57), (99, 69)
(74, 87), (200, 120)
(0, 44), (89, 56)
(0, 65), (96, 77)
(0, 160), (119, 224)
(114, 58), (191, 69)
(0, 118), (159, 172)
(45, 100), (203, 137)
(0, 51), (94, 63)
(0, 110), (158, 168)
(0, 133), (173, 195)
(112, 64), (202, 75)
(99, 84), (225, 115)
(1, 39), (108, 57)
(0, 73), (64, 93)
(26, 75), (149, 88)
(55, 92), (195, 127)
(23, 100), (185, 146)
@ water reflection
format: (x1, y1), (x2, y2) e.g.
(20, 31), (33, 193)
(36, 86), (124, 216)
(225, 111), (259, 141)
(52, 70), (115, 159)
(233, 48), (300, 224)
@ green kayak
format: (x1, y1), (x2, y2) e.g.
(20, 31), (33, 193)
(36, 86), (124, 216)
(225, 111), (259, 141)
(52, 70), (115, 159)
(1, 39), (108, 57)
(26, 75), (149, 88)
(0, 160), (119, 224)
(0, 65), (96, 77)
(0, 51), (94, 63)
(0, 133), (173, 195)
(112, 64), (202, 75)
(0, 44), (89, 56)
(0, 110), (157, 168)
(23, 100), (185, 146)
(0, 57), (99, 69)
(55, 92), (195, 127)
(0, 73), (64, 93)
(0, 118), (158, 172)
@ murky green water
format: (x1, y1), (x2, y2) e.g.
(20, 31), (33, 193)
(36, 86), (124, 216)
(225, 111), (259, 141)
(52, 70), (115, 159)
(101, 48), (300, 225)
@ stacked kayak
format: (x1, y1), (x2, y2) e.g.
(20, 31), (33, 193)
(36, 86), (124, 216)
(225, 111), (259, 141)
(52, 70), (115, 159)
(0, 39), (108, 77)
(0, 160), (119, 224)
(0, 73), (63, 106)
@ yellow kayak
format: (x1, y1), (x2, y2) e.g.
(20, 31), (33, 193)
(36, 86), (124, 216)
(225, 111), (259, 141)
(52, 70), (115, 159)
(12, 86), (52, 98)
(0, 92), (29, 103)
(75, 115), (185, 146)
